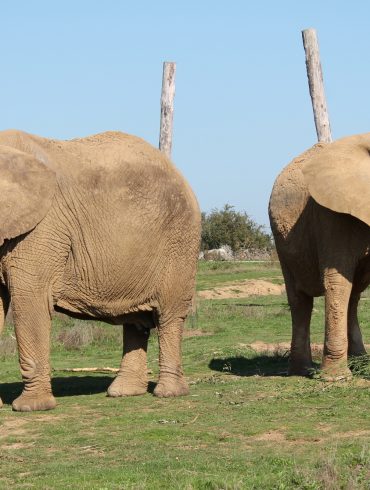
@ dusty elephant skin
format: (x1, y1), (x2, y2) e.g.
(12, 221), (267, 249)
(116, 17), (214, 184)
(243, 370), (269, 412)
(269, 133), (370, 380)
(0, 129), (201, 411)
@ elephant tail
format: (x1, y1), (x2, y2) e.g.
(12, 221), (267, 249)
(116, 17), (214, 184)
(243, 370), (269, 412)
(0, 290), (10, 336)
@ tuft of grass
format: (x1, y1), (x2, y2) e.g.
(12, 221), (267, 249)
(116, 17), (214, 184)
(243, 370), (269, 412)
(348, 355), (370, 379)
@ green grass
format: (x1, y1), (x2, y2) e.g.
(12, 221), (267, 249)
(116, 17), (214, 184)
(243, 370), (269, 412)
(1, 262), (370, 489)
(196, 260), (283, 290)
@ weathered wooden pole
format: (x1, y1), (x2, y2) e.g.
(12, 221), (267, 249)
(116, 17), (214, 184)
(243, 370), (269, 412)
(159, 61), (176, 158)
(302, 28), (332, 142)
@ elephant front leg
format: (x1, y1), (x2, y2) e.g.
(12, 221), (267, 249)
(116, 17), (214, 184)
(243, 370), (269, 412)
(107, 324), (150, 397)
(154, 314), (189, 397)
(11, 297), (56, 412)
(321, 268), (353, 381)
(348, 291), (367, 357)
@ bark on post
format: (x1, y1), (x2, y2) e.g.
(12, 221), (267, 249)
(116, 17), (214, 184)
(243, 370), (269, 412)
(302, 28), (332, 143)
(159, 61), (176, 158)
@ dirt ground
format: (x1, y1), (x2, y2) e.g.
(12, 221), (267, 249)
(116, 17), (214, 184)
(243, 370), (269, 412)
(198, 279), (285, 300)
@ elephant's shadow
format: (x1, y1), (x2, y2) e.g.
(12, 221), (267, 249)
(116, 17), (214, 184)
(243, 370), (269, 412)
(1, 376), (159, 405)
(209, 354), (291, 377)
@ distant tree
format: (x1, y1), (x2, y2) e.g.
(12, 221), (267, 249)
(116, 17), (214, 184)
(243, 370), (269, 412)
(201, 204), (272, 251)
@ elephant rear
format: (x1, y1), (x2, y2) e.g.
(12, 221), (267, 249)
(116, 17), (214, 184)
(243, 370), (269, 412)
(269, 144), (324, 297)
(269, 134), (370, 380)
(0, 129), (201, 410)
(52, 131), (201, 321)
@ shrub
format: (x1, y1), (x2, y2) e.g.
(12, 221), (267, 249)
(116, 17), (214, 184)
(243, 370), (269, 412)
(57, 323), (95, 350)
(201, 204), (272, 252)
(56, 321), (122, 350)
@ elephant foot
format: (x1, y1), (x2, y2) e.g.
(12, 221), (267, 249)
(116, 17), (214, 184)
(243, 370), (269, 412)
(0, 397), (3, 408)
(12, 392), (57, 412)
(107, 375), (148, 397)
(317, 366), (352, 382)
(154, 377), (189, 398)
(288, 360), (313, 377)
(348, 347), (367, 357)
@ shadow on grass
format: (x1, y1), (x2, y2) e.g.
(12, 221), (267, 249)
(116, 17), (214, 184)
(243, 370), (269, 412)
(209, 354), (290, 377)
(1, 376), (159, 405)
(1, 376), (111, 405)
(219, 303), (288, 308)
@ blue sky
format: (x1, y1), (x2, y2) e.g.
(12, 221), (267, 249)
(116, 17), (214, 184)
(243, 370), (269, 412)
(1, 1), (369, 227)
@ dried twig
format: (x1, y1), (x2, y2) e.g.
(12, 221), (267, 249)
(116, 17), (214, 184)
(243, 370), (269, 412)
(53, 367), (153, 374)
(182, 414), (200, 426)
(53, 367), (119, 373)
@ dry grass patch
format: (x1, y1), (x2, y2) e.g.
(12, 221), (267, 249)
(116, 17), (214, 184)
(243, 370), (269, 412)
(56, 321), (120, 350)
(0, 336), (17, 358)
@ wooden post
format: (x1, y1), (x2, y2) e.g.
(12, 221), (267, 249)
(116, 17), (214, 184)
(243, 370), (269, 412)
(302, 28), (332, 143)
(159, 61), (176, 158)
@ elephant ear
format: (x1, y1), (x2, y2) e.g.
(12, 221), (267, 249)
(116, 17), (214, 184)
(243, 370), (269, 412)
(0, 145), (56, 246)
(302, 134), (370, 226)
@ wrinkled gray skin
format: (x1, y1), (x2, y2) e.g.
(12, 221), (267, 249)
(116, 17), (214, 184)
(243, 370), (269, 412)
(0, 129), (201, 411)
(269, 137), (370, 380)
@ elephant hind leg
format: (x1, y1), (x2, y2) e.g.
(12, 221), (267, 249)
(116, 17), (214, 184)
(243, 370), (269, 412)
(321, 268), (353, 381)
(282, 265), (314, 376)
(348, 290), (367, 357)
(107, 324), (150, 397)
(288, 290), (314, 376)
(153, 311), (189, 398)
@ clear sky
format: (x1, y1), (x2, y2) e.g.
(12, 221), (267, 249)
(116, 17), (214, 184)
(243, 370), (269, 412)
(1, 1), (369, 227)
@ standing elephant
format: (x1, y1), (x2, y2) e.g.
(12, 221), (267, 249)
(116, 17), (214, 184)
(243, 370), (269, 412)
(269, 134), (370, 380)
(0, 129), (201, 411)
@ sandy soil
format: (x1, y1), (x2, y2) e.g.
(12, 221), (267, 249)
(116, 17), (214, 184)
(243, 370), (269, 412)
(239, 340), (370, 355)
(198, 279), (285, 300)
(241, 341), (322, 355)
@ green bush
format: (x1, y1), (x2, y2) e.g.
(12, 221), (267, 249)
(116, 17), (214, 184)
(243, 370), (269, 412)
(201, 204), (272, 251)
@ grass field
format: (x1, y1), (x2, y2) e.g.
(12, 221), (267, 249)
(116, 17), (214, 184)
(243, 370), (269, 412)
(1, 261), (370, 489)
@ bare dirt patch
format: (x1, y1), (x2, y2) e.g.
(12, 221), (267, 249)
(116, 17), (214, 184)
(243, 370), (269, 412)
(2, 442), (36, 450)
(334, 429), (370, 439)
(244, 429), (366, 446)
(198, 279), (285, 300)
(0, 418), (29, 439)
(183, 329), (213, 338)
(0, 413), (66, 441)
(253, 430), (286, 442)
(240, 341), (370, 357)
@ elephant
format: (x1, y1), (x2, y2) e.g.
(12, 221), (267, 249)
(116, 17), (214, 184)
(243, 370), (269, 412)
(0, 129), (201, 411)
(269, 133), (370, 380)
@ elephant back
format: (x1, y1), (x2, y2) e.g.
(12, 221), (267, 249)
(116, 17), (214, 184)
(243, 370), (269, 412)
(0, 129), (200, 226)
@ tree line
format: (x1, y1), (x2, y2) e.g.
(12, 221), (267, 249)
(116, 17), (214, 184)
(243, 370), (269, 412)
(201, 204), (272, 252)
